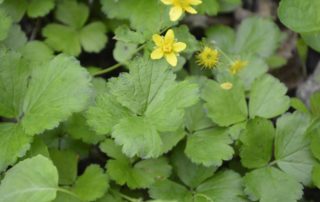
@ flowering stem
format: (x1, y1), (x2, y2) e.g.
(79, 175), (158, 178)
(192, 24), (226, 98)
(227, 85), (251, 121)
(92, 63), (122, 76)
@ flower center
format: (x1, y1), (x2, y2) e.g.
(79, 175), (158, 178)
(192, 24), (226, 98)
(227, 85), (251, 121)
(163, 43), (173, 53)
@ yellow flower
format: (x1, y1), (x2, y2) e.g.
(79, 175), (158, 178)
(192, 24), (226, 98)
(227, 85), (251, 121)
(161, 0), (202, 21)
(150, 29), (186, 67)
(196, 46), (219, 69)
(220, 82), (233, 90)
(230, 60), (248, 75)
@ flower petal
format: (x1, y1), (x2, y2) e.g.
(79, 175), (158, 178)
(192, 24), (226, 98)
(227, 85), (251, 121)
(185, 6), (197, 14)
(189, 0), (202, 5)
(173, 42), (187, 52)
(165, 53), (178, 67)
(169, 6), (183, 21)
(151, 48), (164, 60)
(164, 29), (175, 44)
(161, 0), (173, 5)
(152, 34), (163, 46)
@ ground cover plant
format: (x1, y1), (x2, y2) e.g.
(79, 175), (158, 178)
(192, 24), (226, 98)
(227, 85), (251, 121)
(1, 0), (320, 201)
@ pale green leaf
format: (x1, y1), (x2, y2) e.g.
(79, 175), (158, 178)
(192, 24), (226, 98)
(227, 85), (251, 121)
(55, 0), (88, 28)
(185, 128), (234, 167)
(205, 25), (235, 53)
(42, 24), (81, 56)
(100, 0), (172, 38)
(278, 0), (320, 33)
(21, 54), (92, 135)
(112, 116), (162, 158)
(80, 22), (107, 53)
(244, 167), (303, 202)
(197, 0), (219, 15)
(301, 31), (320, 52)
(0, 0), (27, 22)
(21, 40), (53, 63)
(86, 92), (132, 135)
(25, 137), (49, 159)
(0, 155), (59, 202)
(202, 78), (247, 126)
(184, 101), (213, 133)
(0, 123), (32, 172)
(2, 24), (27, 50)
(172, 25), (200, 55)
(249, 74), (290, 119)
(312, 163), (320, 189)
(72, 165), (109, 201)
(113, 41), (137, 64)
(114, 25), (145, 44)
(196, 170), (246, 202)
(240, 118), (274, 169)
(234, 17), (281, 58)
(275, 112), (315, 185)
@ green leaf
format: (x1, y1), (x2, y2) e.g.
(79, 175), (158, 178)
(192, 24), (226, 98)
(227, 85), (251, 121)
(42, 24), (81, 56)
(312, 163), (320, 189)
(185, 128), (234, 167)
(49, 149), (78, 185)
(244, 167), (303, 202)
(86, 92), (132, 135)
(0, 8), (12, 41)
(234, 17), (281, 58)
(196, 170), (246, 202)
(218, 0), (241, 12)
(107, 157), (171, 189)
(184, 101), (213, 133)
(25, 137), (49, 159)
(310, 91), (320, 115)
(172, 25), (200, 55)
(278, 0), (320, 33)
(301, 31), (320, 52)
(149, 180), (192, 202)
(202, 78), (247, 126)
(290, 98), (309, 113)
(171, 145), (215, 188)
(2, 24), (27, 50)
(0, 123), (32, 172)
(112, 116), (162, 158)
(55, 0), (88, 29)
(100, 0), (172, 38)
(205, 25), (235, 53)
(21, 41), (54, 63)
(275, 112), (315, 185)
(80, 22), (107, 53)
(27, 0), (54, 18)
(21, 54), (92, 135)
(0, 0), (27, 21)
(113, 41), (137, 64)
(249, 74), (290, 119)
(0, 51), (30, 118)
(240, 118), (274, 169)
(64, 113), (104, 144)
(72, 165), (109, 201)
(114, 25), (145, 44)
(0, 155), (59, 202)
(197, 0), (219, 15)
(99, 139), (127, 161)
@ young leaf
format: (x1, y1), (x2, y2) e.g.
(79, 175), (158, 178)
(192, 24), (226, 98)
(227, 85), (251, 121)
(27, 0), (54, 18)
(196, 170), (246, 202)
(278, 0), (320, 33)
(185, 128), (234, 167)
(0, 155), (59, 202)
(244, 167), (303, 202)
(202, 78), (247, 126)
(275, 112), (315, 185)
(0, 123), (32, 172)
(234, 17), (281, 58)
(72, 165), (109, 201)
(240, 118), (274, 169)
(249, 74), (290, 119)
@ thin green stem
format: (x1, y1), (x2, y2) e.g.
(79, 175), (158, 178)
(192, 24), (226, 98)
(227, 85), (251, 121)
(118, 192), (142, 202)
(92, 63), (122, 76)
